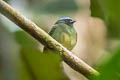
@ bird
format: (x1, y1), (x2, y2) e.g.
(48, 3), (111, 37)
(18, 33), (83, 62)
(44, 17), (77, 51)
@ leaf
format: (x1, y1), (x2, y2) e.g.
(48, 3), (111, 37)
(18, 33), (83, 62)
(14, 31), (39, 48)
(91, 0), (120, 38)
(20, 48), (68, 80)
(91, 48), (120, 80)
(90, 0), (104, 20)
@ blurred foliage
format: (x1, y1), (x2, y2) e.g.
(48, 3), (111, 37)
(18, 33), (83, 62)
(14, 31), (68, 80)
(27, 0), (78, 14)
(91, 0), (120, 39)
(90, 0), (104, 20)
(15, 31), (39, 49)
(0, 18), (21, 80)
(91, 0), (120, 80)
(91, 48), (120, 80)
(20, 48), (68, 80)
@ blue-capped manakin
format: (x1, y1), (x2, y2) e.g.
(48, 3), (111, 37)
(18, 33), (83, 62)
(44, 17), (77, 51)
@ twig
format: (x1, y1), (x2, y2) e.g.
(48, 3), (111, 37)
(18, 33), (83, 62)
(0, 0), (99, 79)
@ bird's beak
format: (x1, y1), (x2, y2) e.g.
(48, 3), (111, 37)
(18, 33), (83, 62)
(71, 20), (76, 23)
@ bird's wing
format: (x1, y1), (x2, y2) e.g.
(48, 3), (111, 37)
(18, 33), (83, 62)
(49, 24), (72, 49)
(49, 25), (58, 35)
(49, 23), (70, 34)
(49, 25), (63, 42)
(43, 25), (60, 52)
(49, 24), (68, 42)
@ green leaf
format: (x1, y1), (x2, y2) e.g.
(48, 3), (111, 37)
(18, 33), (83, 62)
(92, 48), (120, 80)
(91, 0), (120, 39)
(90, 0), (104, 20)
(14, 31), (38, 48)
(20, 48), (68, 80)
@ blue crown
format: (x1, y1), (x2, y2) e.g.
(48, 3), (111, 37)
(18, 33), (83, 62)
(59, 17), (72, 21)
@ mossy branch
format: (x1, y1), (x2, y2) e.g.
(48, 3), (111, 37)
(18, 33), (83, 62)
(0, 0), (99, 79)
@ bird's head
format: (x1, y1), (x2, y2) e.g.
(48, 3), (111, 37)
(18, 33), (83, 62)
(55, 17), (76, 26)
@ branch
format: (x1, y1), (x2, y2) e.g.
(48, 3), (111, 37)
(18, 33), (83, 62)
(0, 0), (99, 79)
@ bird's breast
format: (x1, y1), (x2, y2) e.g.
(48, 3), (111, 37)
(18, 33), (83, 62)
(50, 24), (77, 50)
(60, 28), (77, 50)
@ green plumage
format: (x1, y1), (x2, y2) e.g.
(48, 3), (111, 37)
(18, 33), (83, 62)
(49, 23), (77, 50)
(44, 17), (77, 51)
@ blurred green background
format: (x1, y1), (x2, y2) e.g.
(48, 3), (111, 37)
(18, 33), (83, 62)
(0, 0), (120, 80)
